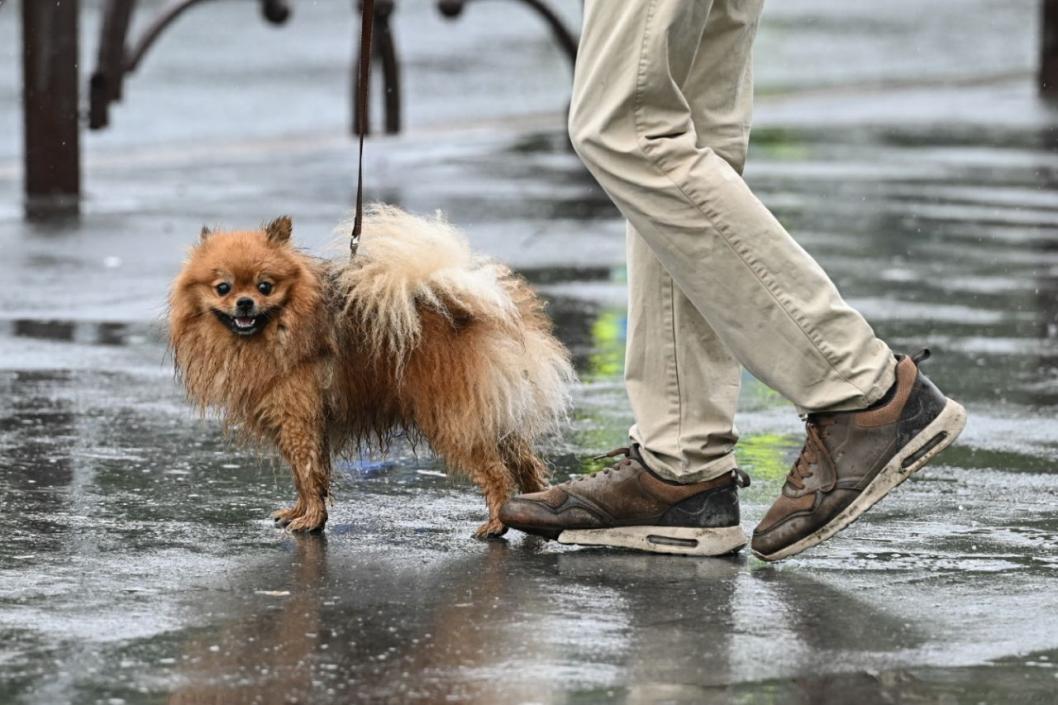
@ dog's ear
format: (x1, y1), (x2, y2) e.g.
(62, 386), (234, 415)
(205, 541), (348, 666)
(199, 225), (212, 242)
(265, 216), (293, 245)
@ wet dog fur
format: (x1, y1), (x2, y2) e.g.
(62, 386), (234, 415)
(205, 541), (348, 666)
(169, 206), (574, 537)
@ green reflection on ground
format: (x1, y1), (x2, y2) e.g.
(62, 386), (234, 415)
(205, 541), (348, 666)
(583, 308), (626, 383)
(565, 292), (810, 481)
(735, 433), (799, 483)
(566, 403), (631, 475)
(748, 126), (813, 160)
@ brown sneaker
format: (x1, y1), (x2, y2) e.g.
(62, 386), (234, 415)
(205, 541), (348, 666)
(751, 349), (967, 561)
(499, 446), (750, 556)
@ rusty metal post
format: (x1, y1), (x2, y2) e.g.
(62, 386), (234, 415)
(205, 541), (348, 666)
(21, 0), (81, 218)
(1044, 0), (1058, 97)
(352, 0), (401, 136)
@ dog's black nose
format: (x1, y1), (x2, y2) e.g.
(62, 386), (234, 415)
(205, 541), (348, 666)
(236, 297), (255, 312)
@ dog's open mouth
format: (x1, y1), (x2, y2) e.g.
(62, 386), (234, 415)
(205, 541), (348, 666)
(213, 310), (270, 337)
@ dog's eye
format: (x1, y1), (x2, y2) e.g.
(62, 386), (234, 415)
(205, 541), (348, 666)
(257, 281), (273, 295)
(216, 283), (231, 296)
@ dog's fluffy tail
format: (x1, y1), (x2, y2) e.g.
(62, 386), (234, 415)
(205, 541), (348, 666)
(335, 205), (575, 440)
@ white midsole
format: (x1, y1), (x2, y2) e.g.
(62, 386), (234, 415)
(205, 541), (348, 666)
(755, 398), (968, 562)
(558, 524), (748, 557)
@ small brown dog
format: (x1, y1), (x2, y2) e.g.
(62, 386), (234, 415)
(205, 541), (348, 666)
(169, 206), (574, 536)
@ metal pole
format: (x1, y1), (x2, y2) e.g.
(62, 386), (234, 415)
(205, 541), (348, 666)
(1043, 0), (1058, 97)
(353, 0), (401, 136)
(21, 0), (81, 218)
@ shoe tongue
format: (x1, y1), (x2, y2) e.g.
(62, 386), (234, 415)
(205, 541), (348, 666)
(627, 444), (650, 469)
(627, 445), (679, 484)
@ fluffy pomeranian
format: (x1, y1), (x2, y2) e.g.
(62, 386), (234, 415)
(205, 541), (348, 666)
(169, 206), (574, 536)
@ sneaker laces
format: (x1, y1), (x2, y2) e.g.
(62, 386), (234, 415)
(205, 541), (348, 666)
(591, 447), (631, 462)
(786, 421), (833, 491)
(585, 447), (752, 489)
(576, 447), (632, 482)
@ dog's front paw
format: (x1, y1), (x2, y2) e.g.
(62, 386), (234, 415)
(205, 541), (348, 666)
(473, 518), (508, 540)
(286, 508), (328, 534)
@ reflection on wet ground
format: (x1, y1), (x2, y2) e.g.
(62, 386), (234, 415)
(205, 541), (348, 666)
(2, 110), (1057, 703)
(2, 319), (146, 347)
(2, 1), (1058, 698)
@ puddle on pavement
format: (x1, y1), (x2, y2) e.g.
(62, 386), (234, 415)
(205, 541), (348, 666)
(0, 319), (154, 347)
(2, 113), (1058, 703)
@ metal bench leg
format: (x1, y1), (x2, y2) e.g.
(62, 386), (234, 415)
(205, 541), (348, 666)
(438, 0), (578, 68)
(90, 0), (136, 130)
(353, 0), (402, 136)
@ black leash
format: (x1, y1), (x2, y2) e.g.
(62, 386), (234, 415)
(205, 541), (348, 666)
(351, 0), (375, 257)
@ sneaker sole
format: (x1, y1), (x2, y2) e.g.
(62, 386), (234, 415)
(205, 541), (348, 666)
(753, 397), (968, 562)
(557, 525), (748, 557)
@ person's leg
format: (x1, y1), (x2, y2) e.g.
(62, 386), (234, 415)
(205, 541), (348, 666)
(569, 0), (897, 413)
(500, 0), (966, 558)
(499, 1), (765, 556)
(625, 0), (762, 484)
(626, 223), (741, 483)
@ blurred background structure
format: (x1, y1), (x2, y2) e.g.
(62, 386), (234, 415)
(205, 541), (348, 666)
(16, 0), (581, 216)
(2, 2), (1058, 704)
(15, 0), (1058, 216)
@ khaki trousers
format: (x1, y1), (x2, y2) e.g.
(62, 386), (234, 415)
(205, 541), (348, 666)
(570, 0), (896, 482)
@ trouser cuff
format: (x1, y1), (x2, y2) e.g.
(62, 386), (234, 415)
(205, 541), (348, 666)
(635, 444), (740, 484)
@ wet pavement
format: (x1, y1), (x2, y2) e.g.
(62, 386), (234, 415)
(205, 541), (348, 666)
(2, 1), (1058, 703)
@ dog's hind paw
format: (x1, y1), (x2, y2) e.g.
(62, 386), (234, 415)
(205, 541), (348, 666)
(272, 505), (302, 528)
(272, 502), (326, 533)
(473, 519), (508, 540)
(286, 511), (327, 534)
